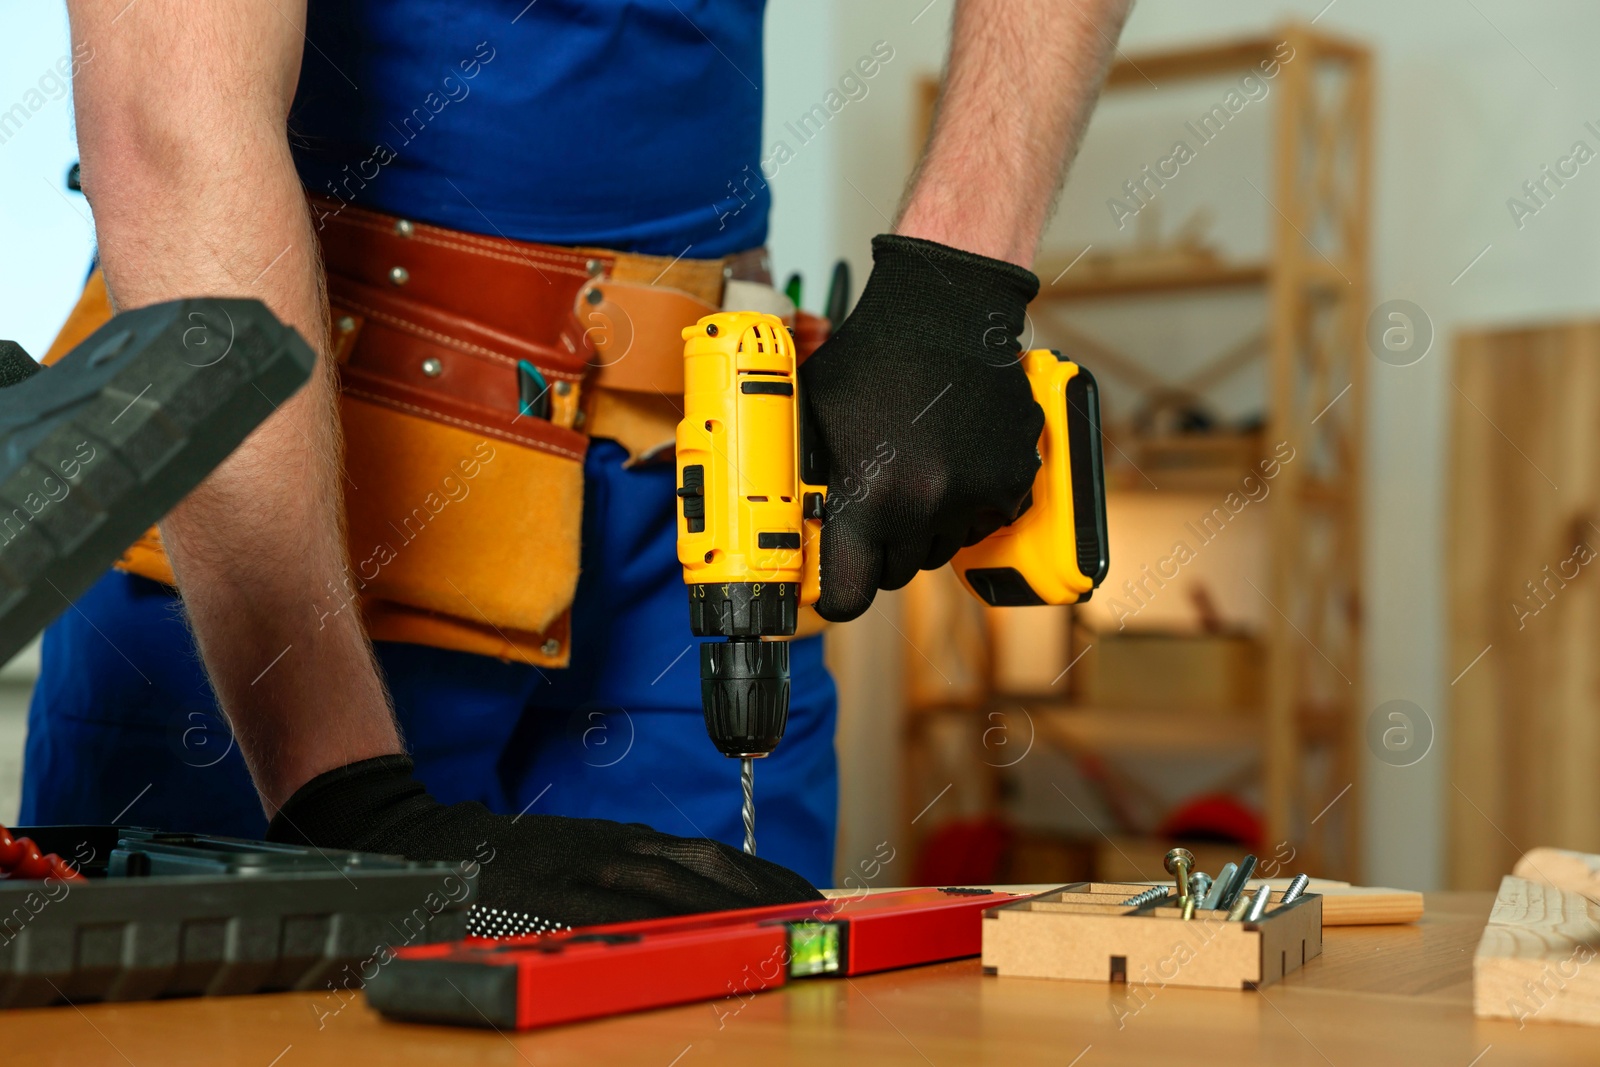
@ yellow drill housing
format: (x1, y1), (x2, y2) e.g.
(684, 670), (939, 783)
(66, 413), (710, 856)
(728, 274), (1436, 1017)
(951, 347), (1110, 606)
(676, 311), (825, 637)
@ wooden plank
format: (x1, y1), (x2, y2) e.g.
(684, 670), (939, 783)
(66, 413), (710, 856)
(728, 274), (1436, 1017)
(1336, 47), (1374, 882)
(1475, 875), (1600, 1025)
(1515, 848), (1600, 898)
(1448, 321), (1600, 888)
(1102, 25), (1368, 92)
(1261, 19), (1311, 879)
(1033, 260), (1268, 302)
(1104, 36), (1284, 89)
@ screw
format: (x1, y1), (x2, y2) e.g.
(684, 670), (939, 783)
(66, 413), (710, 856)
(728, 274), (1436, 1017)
(1281, 874), (1311, 903)
(1244, 884), (1273, 923)
(1181, 895), (1197, 921)
(1227, 894), (1251, 921)
(1118, 885), (1169, 908)
(1163, 848), (1195, 903)
(1188, 872), (1213, 905)
(1201, 862), (1236, 910)
(388, 265), (410, 286)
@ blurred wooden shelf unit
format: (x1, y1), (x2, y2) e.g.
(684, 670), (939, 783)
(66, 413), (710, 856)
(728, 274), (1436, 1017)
(907, 24), (1372, 882)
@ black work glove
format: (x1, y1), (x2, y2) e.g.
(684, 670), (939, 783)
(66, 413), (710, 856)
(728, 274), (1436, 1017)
(266, 755), (821, 931)
(800, 234), (1043, 622)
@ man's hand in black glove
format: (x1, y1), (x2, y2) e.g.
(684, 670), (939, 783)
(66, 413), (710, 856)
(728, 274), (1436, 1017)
(799, 234), (1043, 622)
(266, 755), (821, 930)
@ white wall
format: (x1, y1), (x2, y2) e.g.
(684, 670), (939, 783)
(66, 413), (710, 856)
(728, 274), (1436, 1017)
(0, 4), (96, 357)
(766, 0), (1600, 890)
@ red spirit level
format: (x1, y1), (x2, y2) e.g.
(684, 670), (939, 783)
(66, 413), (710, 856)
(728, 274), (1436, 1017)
(365, 886), (1033, 1030)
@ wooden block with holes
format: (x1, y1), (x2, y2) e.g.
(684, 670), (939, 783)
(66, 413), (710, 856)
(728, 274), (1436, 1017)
(981, 882), (1322, 990)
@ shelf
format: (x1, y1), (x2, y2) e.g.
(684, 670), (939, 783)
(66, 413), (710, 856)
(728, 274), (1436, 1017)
(1035, 260), (1269, 302)
(1034, 705), (1260, 757)
(1103, 27), (1368, 92)
(1105, 36), (1290, 90)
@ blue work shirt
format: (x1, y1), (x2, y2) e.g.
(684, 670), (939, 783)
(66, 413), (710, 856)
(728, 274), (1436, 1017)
(291, 0), (768, 256)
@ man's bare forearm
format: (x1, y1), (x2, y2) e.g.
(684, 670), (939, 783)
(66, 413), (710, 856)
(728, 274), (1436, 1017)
(898, 0), (1132, 267)
(69, 0), (400, 811)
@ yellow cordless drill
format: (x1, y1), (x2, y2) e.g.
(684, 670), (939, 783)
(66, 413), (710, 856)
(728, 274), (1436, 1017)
(674, 311), (1109, 855)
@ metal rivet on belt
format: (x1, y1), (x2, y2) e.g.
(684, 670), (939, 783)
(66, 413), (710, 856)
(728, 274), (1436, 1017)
(388, 265), (410, 286)
(585, 258), (603, 277)
(585, 287), (603, 306)
(553, 380), (572, 397)
(395, 219), (415, 238)
(421, 357), (442, 378)
(540, 639), (561, 656)
(336, 315), (355, 334)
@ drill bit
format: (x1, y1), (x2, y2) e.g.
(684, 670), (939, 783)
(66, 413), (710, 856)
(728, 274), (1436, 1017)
(741, 757), (756, 855)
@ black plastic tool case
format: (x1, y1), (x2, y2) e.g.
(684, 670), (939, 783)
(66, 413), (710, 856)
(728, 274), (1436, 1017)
(0, 826), (477, 1008)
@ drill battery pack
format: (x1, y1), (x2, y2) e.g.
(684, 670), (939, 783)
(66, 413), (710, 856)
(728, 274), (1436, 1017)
(365, 885), (1034, 1030)
(0, 825), (476, 1009)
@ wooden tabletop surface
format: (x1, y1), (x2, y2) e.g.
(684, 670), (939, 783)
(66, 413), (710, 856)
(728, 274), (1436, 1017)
(9, 891), (1593, 1066)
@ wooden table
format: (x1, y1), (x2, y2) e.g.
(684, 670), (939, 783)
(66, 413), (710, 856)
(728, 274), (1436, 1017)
(10, 892), (1593, 1065)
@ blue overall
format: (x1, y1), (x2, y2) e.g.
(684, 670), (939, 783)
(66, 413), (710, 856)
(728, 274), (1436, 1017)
(23, 0), (841, 888)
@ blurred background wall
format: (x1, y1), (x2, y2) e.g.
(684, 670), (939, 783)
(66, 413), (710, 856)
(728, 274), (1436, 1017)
(5, 0), (1600, 890)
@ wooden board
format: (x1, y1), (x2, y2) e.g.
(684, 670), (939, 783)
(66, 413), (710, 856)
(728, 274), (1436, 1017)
(1474, 875), (1600, 1025)
(1515, 847), (1600, 898)
(982, 882), (1322, 990)
(1450, 322), (1600, 889)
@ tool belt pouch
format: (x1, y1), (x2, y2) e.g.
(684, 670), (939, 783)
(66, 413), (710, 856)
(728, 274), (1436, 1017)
(327, 288), (588, 665)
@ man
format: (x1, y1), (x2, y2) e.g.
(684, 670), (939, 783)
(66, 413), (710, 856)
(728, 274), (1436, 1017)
(25, 0), (1130, 926)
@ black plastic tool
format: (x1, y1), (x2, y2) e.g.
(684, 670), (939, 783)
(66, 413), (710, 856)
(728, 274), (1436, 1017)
(0, 298), (315, 661)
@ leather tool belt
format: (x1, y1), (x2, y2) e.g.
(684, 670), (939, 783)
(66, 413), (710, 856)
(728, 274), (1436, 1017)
(47, 198), (831, 668)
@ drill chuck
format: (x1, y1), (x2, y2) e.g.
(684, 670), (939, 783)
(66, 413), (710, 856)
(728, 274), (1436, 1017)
(700, 637), (790, 758)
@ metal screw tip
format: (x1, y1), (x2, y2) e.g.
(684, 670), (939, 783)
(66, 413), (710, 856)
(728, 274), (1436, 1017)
(1244, 884), (1273, 923)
